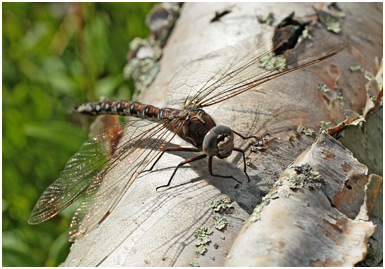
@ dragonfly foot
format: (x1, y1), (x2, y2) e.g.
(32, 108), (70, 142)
(143, 168), (153, 174)
(244, 172), (251, 183)
(155, 185), (169, 192)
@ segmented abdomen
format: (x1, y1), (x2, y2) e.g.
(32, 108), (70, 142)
(75, 101), (179, 121)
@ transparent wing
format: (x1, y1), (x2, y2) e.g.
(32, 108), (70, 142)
(28, 125), (121, 224)
(164, 34), (347, 108)
(164, 40), (242, 107)
(28, 116), (185, 242)
(68, 117), (185, 242)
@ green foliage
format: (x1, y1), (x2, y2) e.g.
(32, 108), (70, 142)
(3, 3), (154, 266)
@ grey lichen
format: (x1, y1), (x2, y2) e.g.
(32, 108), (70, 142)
(288, 164), (326, 189)
(194, 227), (213, 255)
(210, 198), (234, 213)
(213, 216), (228, 230)
(194, 227), (213, 246)
(250, 190), (279, 222)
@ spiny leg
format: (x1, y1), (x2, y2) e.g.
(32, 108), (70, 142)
(156, 154), (207, 191)
(229, 130), (258, 182)
(208, 156), (242, 184)
(233, 147), (250, 182)
(147, 147), (200, 172)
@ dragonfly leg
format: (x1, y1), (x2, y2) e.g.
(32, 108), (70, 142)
(147, 147), (200, 172)
(233, 130), (259, 140)
(208, 156), (243, 184)
(233, 147), (251, 182)
(156, 154), (207, 191)
(234, 130), (273, 153)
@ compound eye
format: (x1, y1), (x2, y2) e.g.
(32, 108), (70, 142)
(202, 129), (218, 157)
(202, 125), (234, 158)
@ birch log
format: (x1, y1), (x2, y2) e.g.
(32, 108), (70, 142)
(62, 2), (382, 266)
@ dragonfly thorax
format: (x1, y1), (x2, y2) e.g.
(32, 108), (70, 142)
(202, 125), (234, 159)
(178, 109), (216, 149)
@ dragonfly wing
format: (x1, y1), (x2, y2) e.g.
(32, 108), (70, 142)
(193, 37), (347, 107)
(163, 34), (278, 107)
(68, 117), (184, 242)
(164, 43), (240, 107)
(28, 126), (121, 224)
(164, 34), (347, 108)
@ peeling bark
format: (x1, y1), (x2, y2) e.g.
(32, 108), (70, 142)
(224, 132), (377, 266)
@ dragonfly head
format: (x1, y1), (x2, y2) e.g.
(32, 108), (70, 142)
(202, 125), (234, 159)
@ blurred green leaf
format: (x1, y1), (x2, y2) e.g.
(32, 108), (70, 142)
(24, 121), (86, 150)
(3, 2), (154, 266)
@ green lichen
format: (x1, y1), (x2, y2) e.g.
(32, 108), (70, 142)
(194, 227), (213, 246)
(250, 191), (279, 222)
(350, 65), (364, 73)
(302, 128), (315, 136)
(210, 198), (234, 213)
(262, 190), (279, 201)
(273, 179), (283, 188)
(211, 256), (215, 260)
(213, 216), (228, 230)
(258, 53), (286, 71)
(320, 121), (333, 130)
(195, 235), (211, 246)
(287, 173), (305, 188)
(283, 190), (291, 198)
(325, 16), (341, 33)
(319, 83), (331, 93)
(257, 12), (274, 25)
(302, 25), (312, 39)
(195, 245), (207, 255)
(189, 261), (200, 267)
(288, 164), (326, 189)
(250, 203), (264, 222)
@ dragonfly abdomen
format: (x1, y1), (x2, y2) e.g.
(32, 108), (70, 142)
(75, 101), (179, 121)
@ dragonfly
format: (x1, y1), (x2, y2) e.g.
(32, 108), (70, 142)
(28, 34), (347, 242)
